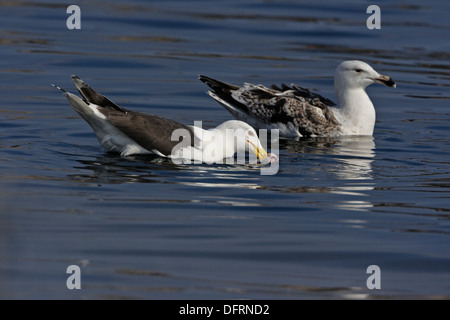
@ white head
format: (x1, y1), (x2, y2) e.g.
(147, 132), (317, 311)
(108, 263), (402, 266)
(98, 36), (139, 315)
(215, 120), (268, 160)
(335, 60), (396, 92)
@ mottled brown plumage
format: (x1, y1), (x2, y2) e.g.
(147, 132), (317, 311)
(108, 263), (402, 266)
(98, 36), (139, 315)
(199, 76), (341, 137)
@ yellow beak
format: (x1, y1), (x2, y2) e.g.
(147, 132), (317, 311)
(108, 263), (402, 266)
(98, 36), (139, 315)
(247, 140), (268, 160)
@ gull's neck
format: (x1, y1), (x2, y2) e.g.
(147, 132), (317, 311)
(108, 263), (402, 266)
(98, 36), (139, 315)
(334, 85), (376, 136)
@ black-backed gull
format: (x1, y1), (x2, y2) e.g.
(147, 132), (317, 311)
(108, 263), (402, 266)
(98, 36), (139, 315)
(53, 75), (276, 164)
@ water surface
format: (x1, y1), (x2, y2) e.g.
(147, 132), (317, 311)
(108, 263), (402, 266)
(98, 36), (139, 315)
(1, 0), (449, 299)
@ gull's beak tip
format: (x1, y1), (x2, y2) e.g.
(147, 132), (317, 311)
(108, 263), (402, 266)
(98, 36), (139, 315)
(374, 74), (396, 88)
(259, 153), (279, 165)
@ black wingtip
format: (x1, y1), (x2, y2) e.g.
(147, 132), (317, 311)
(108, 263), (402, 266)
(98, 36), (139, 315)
(198, 75), (223, 86)
(198, 75), (211, 84)
(51, 83), (66, 93)
(198, 75), (240, 92)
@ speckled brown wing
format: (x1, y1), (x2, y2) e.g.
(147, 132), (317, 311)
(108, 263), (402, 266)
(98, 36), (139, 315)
(231, 83), (341, 136)
(200, 75), (341, 137)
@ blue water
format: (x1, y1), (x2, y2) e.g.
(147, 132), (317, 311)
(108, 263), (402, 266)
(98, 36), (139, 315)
(1, 0), (449, 299)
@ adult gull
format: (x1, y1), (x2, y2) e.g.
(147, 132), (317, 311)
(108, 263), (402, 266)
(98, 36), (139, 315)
(53, 75), (276, 164)
(199, 60), (396, 138)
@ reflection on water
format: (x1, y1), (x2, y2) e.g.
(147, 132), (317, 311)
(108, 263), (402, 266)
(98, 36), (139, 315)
(328, 137), (375, 211)
(71, 154), (264, 185)
(69, 153), (267, 209)
(70, 154), (180, 184)
(66, 130), (450, 215)
(68, 136), (377, 211)
(281, 136), (375, 211)
(66, 153), (269, 209)
(285, 136), (375, 179)
(331, 137), (375, 180)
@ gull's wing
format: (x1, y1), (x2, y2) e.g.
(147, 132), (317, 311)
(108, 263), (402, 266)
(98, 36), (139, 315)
(200, 75), (340, 137)
(56, 76), (195, 156)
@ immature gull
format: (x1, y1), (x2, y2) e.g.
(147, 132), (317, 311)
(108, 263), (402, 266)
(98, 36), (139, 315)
(53, 76), (275, 164)
(199, 60), (396, 138)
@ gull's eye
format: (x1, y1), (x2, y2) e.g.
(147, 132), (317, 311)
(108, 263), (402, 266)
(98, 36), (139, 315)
(355, 68), (363, 73)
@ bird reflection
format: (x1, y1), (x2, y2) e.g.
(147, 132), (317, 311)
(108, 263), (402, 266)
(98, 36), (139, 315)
(280, 136), (376, 211)
(68, 152), (263, 188)
(67, 136), (376, 212)
(68, 153), (180, 185)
